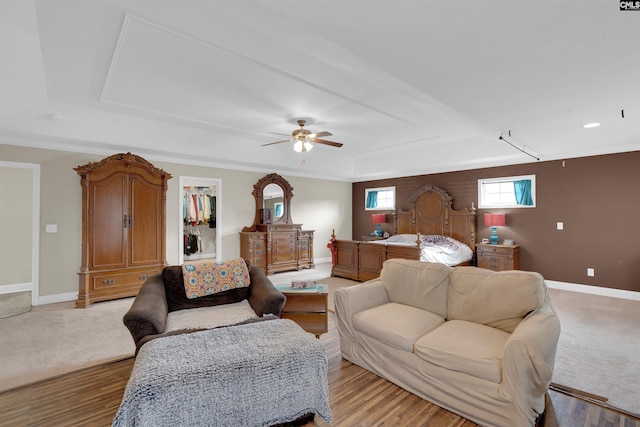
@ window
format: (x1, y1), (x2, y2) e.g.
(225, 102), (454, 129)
(365, 186), (395, 211)
(274, 202), (283, 218)
(478, 175), (536, 208)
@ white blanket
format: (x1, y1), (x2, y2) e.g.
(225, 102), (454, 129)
(113, 319), (332, 427)
(371, 234), (473, 266)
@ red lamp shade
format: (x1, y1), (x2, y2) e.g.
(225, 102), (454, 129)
(484, 213), (506, 227)
(371, 213), (387, 224)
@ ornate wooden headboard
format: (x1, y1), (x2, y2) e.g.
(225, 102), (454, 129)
(395, 184), (476, 251)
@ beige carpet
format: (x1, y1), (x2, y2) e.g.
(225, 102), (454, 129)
(548, 288), (640, 416)
(0, 297), (136, 392)
(0, 265), (638, 417)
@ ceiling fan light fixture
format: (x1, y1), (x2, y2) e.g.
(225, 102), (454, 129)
(293, 139), (313, 152)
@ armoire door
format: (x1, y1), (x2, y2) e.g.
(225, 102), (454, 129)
(89, 172), (128, 270)
(129, 174), (163, 267)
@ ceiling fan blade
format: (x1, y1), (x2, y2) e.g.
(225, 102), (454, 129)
(269, 132), (293, 137)
(310, 138), (343, 148)
(262, 139), (293, 146)
(310, 131), (332, 138)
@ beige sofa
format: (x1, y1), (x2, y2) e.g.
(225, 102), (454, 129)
(335, 259), (560, 427)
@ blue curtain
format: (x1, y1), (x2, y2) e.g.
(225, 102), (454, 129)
(514, 180), (533, 206)
(366, 191), (378, 209)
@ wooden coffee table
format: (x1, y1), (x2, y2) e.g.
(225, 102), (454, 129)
(277, 286), (328, 338)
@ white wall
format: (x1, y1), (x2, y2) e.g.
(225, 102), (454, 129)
(0, 144), (352, 303)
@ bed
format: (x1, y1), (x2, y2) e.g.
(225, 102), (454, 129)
(328, 184), (476, 282)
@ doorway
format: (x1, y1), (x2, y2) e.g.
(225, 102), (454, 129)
(0, 161), (40, 316)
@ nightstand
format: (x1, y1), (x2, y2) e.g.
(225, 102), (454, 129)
(278, 288), (328, 338)
(476, 243), (520, 271)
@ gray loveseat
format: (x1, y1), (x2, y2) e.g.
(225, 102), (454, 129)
(335, 258), (561, 427)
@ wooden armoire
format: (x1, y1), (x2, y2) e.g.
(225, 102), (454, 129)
(75, 153), (172, 307)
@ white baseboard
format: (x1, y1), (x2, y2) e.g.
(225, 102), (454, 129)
(546, 280), (640, 301)
(315, 257), (332, 265)
(0, 282), (32, 294)
(36, 291), (78, 306)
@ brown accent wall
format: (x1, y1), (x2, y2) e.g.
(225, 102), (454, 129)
(353, 151), (640, 292)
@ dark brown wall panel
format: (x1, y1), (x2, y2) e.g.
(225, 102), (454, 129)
(352, 151), (640, 292)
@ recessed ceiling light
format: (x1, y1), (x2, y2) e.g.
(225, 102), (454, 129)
(583, 122), (600, 128)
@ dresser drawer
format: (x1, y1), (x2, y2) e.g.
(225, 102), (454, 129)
(274, 241), (295, 253)
(273, 253), (296, 263)
(273, 232), (296, 242)
(478, 256), (512, 271)
(281, 313), (327, 335)
(92, 267), (161, 291)
(477, 245), (513, 255)
(284, 293), (327, 312)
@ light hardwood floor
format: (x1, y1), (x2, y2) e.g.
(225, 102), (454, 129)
(1, 313), (637, 427)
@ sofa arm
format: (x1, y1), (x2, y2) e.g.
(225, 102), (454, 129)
(334, 279), (389, 361)
(335, 279), (389, 319)
(247, 266), (286, 317)
(122, 273), (169, 346)
(502, 297), (561, 421)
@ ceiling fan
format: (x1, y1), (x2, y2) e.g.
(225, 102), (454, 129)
(263, 120), (343, 154)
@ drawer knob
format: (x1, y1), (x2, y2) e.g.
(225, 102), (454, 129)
(139, 274), (149, 280)
(102, 279), (115, 284)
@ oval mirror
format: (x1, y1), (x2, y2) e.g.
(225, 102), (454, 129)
(242, 173), (295, 231)
(263, 183), (285, 220)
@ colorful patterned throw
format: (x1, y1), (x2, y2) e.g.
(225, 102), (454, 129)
(182, 258), (250, 299)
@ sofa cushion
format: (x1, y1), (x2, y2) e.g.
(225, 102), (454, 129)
(380, 259), (450, 318)
(165, 300), (258, 333)
(414, 320), (510, 383)
(353, 302), (445, 352)
(448, 268), (545, 333)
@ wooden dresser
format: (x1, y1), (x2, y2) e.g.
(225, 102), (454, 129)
(75, 153), (171, 307)
(240, 224), (314, 275)
(241, 173), (315, 275)
(476, 243), (520, 271)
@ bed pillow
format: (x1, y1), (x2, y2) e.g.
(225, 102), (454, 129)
(385, 234), (419, 244)
(182, 258), (250, 299)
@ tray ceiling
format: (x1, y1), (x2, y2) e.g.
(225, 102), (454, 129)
(1, 0), (638, 181)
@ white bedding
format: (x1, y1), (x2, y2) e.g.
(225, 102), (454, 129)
(369, 234), (473, 266)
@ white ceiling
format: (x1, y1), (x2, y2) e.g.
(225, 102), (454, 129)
(1, 0), (639, 181)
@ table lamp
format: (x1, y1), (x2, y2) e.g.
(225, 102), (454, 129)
(484, 213), (506, 245)
(371, 213), (387, 237)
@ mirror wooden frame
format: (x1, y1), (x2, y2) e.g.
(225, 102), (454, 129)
(243, 173), (294, 231)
